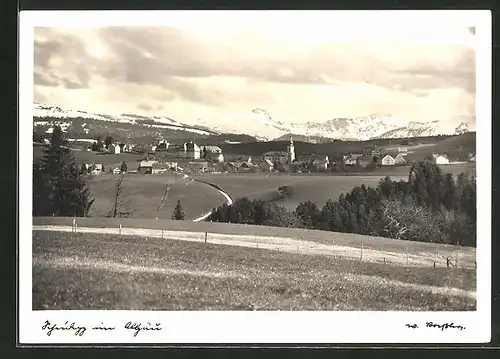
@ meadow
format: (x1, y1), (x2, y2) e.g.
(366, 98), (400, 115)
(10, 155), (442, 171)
(32, 230), (476, 311)
(86, 174), (225, 220)
(196, 172), (409, 210)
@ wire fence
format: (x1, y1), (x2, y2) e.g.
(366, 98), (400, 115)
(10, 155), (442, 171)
(68, 219), (476, 270)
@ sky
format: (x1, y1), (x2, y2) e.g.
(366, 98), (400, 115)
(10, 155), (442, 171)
(33, 13), (476, 126)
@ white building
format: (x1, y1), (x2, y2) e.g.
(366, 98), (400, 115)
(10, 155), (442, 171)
(432, 154), (450, 165)
(286, 136), (295, 162)
(112, 167), (122, 174)
(108, 143), (121, 154)
(381, 154), (395, 166)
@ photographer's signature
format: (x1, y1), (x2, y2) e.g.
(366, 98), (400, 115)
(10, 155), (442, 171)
(405, 322), (465, 331)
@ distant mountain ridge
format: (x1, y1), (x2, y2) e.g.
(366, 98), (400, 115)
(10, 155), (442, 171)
(33, 103), (475, 143)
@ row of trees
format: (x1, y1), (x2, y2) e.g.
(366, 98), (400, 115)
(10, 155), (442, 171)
(207, 161), (477, 247)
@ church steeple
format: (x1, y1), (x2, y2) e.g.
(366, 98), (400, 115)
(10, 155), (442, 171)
(288, 135), (295, 162)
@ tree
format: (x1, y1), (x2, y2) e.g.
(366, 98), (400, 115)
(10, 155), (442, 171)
(108, 175), (135, 218)
(105, 135), (113, 149)
(80, 163), (88, 175)
(120, 161), (128, 173)
(172, 200), (185, 220)
(33, 125), (95, 217)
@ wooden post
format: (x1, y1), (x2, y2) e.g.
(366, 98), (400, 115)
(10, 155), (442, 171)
(161, 229), (164, 239)
(455, 250), (458, 268)
(205, 232), (208, 243)
(72, 216), (76, 233)
(119, 224), (122, 235)
(383, 257), (386, 264)
(433, 261), (436, 268)
(360, 243), (363, 261)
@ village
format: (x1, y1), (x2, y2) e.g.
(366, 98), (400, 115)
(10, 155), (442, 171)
(79, 136), (476, 176)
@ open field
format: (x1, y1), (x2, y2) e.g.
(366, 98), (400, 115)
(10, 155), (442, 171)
(33, 217), (476, 269)
(32, 230), (476, 311)
(195, 173), (408, 210)
(86, 175), (225, 220)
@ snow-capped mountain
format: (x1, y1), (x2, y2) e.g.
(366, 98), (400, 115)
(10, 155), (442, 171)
(33, 103), (475, 142)
(33, 103), (220, 137)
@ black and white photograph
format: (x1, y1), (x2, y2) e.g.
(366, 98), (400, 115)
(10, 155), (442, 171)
(20, 10), (491, 344)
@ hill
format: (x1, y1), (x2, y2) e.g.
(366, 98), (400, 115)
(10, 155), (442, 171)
(32, 220), (476, 310)
(219, 132), (476, 161)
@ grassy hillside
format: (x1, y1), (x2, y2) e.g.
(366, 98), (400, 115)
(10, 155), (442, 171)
(32, 230), (476, 311)
(86, 174), (225, 220)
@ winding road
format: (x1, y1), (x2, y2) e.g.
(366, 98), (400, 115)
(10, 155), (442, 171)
(192, 180), (233, 222)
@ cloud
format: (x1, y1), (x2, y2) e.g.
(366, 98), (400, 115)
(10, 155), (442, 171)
(33, 24), (476, 125)
(34, 30), (93, 89)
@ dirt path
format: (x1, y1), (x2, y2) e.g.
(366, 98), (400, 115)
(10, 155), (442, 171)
(32, 224), (473, 268)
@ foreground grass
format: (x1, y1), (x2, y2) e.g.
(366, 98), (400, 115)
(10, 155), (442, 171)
(33, 217), (476, 269)
(33, 231), (476, 311)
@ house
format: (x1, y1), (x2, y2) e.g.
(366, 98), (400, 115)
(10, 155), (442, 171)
(154, 140), (170, 153)
(394, 153), (407, 165)
(262, 151), (288, 163)
(343, 154), (361, 166)
(164, 162), (178, 171)
(432, 154), (450, 165)
(356, 155), (375, 168)
(236, 155), (252, 163)
(203, 145), (222, 157)
(258, 159), (274, 172)
(381, 154), (396, 166)
(236, 161), (253, 172)
(312, 158), (329, 171)
(108, 143), (123, 155)
(123, 143), (135, 152)
(85, 163), (103, 175)
(185, 142), (201, 160)
(138, 160), (158, 174)
(188, 161), (208, 173)
(112, 167), (122, 174)
(152, 163), (168, 174)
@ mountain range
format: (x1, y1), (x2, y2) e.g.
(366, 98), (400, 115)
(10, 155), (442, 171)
(33, 103), (475, 143)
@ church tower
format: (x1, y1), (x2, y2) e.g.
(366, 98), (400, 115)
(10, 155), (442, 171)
(287, 136), (295, 163)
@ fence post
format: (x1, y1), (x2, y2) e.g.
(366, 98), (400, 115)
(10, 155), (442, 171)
(455, 250), (458, 268)
(161, 229), (164, 239)
(383, 257), (386, 264)
(446, 258), (449, 268)
(119, 224), (122, 235)
(360, 243), (364, 261)
(433, 261), (436, 268)
(205, 232), (208, 243)
(406, 247), (409, 264)
(72, 216), (76, 233)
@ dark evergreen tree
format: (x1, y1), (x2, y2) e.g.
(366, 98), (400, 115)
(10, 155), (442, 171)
(171, 200), (185, 220)
(120, 161), (128, 173)
(105, 135), (113, 149)
(33, 126), (94, 217)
